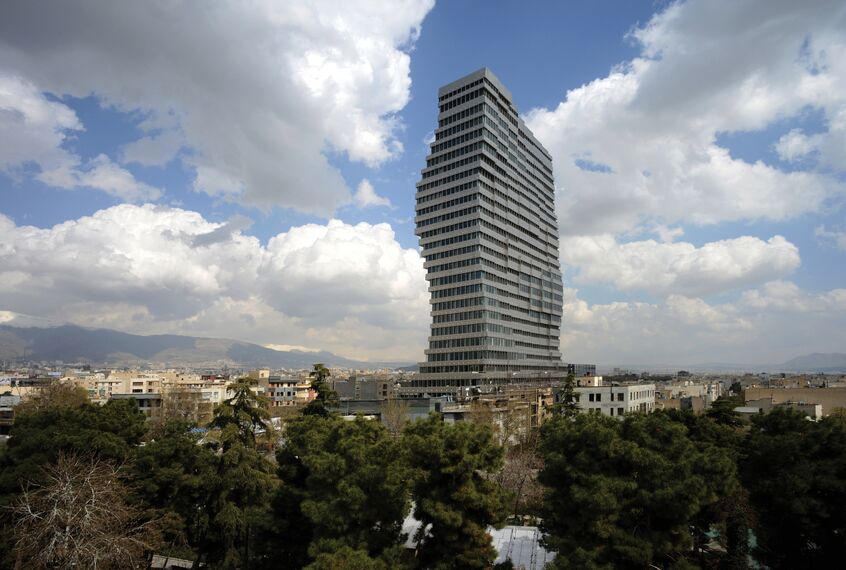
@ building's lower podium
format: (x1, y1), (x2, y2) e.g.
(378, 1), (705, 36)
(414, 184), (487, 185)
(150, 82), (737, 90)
(398, 368), (568, 399)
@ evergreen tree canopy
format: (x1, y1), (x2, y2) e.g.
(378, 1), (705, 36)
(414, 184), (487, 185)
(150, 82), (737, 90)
(555, 372), (581, 417)
(272, 414), (409, 565)
(204, 424), (277, 568)
(304, 546), (390, 570)
(403, 414), (507, 570)
(539, 412), (736, 569)
(0, 398), (146, 499)
(706, 395), (744, 427)
(129, 420), (218, 555)
(209, 377), (270, 448)
(742, 407), (846, 569)
(304, 362), (338, 417)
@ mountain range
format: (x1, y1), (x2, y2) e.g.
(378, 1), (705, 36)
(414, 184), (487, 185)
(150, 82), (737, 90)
(0, 324), (412, 369)
(0, 321), (843, 373)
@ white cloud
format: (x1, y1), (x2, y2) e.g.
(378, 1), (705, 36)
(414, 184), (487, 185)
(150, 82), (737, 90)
(815, 224), (846, 250)
(526, 0), (846, 237)
(38, 153), (162, 202)
(0, 75), (81, 175)
(561, 234), (800, 296)
(0, 205), (428, 361)
(353, 179), (392, 208)
(0, 0), (435, 214)
(121, 130), (184, 167)
(559, 283), (846, 365)
(775, 128), (816, 162)
(0, 75), (160, 201)
(741, 280), (846, 312)
(261, 219), (425, 327)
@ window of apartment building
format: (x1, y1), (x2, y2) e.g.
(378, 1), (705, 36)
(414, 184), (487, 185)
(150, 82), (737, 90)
(588, 393), (594, 402)
(610, 408), (614, 416)
(617, 393), (624, 401)
(618, 407), (624, 416)
(596, 393), (602, 402)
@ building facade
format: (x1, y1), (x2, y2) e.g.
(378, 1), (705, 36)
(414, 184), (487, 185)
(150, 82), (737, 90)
(405, 68), (565, 398)
(555, 382), (656, 418)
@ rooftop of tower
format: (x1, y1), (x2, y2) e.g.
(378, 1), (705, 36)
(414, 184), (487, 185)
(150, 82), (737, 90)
(437, 68), (551, 164)
(438, 67), (515, 107)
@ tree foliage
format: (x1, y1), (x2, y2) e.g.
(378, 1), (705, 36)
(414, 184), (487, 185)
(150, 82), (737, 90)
(129, 420), (218, 557)
(270, 414), (409, 567)
(0, 398), (146, 499)
(132, 388), (276, 568)
(741, 408), (846, 569)
(539, 412), (736, 569)
(209, 377), (270, 448)
(304, 363), (338, 417)
(203, 425), (277, 568)
(403, 414), (507, 570)
(706, 395), (744, 427)
(304, 546), (390, 570)
(556, 372), (581, 417)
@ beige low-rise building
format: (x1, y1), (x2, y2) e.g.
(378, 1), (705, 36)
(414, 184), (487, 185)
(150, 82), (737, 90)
(744, 387), (846, 416)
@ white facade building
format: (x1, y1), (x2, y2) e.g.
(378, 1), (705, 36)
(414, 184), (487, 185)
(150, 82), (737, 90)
(556, 383), (656, 418)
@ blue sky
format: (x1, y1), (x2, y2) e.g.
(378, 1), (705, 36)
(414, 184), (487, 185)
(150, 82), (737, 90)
(1, 0), (844, 366)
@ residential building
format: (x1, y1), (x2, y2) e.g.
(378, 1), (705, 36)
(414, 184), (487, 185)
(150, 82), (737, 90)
(0, 393), (21, 435)
(111, 392), (163, 418)
(741, 397), (825, 421)
(406, 68), (565, 398)
(744, 386), (846, 416)
(267, 375), (301, 407)
(333, 374), (398, 401)
(556, 382), (656, 418)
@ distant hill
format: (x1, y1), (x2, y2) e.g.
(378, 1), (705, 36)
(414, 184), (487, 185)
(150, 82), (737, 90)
(779, 353), (846, 372)
(0, 324), (411, 369)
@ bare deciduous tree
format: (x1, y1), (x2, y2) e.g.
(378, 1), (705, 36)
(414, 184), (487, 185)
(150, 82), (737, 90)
(14, 381), (88, 414)
(10, 453), (161, 569)
(381, 397), (410, 437)
(496, 430), (544, 523)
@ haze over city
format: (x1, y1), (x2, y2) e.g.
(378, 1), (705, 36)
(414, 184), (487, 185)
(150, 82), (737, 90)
(2, 0), (845, 368)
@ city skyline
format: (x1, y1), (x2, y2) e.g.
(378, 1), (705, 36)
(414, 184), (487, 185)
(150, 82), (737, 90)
(1, 0), (845, 365)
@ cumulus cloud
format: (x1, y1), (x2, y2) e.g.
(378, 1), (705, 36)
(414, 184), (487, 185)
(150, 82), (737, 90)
(352, 179), (392, 208)
(0, 0), (435, 214)
(741, 280), (846, 312)
(0, 205), (428, 361)
(0, 74), (81, 175)
(561, 234), (800, 296)
(775, 128), (817, 162)
(526, 0), (846, 237)
(38, 153), (162, 202)
(815, 225), (846, 250)
(559, 283), (846, 366)
(0, 75), (160, 200)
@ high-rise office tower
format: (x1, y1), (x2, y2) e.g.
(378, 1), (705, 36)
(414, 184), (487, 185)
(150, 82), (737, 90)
(405, 68), (564, 398)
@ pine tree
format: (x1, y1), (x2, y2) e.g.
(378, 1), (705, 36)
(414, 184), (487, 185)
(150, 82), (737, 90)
(403, 414), (507, 569)
(304, 363), (338, 417)
(269, 414), (409, 566)
(539, 412), (736, 568)
(208, 377), (270, 447)
(556, 372), (581, 417)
